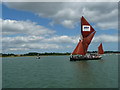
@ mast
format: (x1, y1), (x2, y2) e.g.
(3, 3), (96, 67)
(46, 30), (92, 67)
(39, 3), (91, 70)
(98, 43), (104, 54)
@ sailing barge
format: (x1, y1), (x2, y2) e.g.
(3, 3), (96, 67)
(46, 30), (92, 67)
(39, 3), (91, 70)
(70, 16), (104, 61)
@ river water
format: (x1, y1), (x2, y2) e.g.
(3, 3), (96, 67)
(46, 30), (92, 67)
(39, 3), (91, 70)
(2, 54), (118, 88)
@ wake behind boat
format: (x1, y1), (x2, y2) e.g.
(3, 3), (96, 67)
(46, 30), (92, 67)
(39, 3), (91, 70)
(70, 16), (104, 61)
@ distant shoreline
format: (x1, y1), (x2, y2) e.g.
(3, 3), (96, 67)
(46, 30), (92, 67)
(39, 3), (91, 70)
(1, 51), (120, 57)
(1, 55), (70, 57)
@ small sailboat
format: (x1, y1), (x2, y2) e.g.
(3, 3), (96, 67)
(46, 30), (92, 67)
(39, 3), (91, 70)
(70, 16), (104, 61)
(36, 54), (40, 59)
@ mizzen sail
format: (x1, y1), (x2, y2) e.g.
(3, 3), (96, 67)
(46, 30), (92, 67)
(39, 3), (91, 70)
(98, 43), (104, 54)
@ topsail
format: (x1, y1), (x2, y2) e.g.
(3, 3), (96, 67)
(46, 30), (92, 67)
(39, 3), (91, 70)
(81, 16), (95, 38)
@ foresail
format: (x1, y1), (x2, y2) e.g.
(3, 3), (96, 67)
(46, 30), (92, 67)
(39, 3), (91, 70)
(81, 16), (95, 38)
(98, 43), (104, 54)
(72, 40), (86, 55)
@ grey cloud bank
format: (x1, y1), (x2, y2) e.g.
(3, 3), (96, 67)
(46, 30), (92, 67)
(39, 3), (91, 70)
(4, 2), (118, 30)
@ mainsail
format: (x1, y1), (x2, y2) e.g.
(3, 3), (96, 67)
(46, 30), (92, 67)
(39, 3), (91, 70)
(98, 43), (104, 54)
(72, 16), (96, 55)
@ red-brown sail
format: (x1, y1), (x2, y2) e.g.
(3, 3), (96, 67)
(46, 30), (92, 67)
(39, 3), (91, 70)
(83, 31), (96, 45)
(72, 40), (86, 55)
(71, 16), (97, 56)
(82, 31), (96, 52)
(81, 16), (95, 38)
(82, 42), (88, 54)
(98, 43), (104, 54)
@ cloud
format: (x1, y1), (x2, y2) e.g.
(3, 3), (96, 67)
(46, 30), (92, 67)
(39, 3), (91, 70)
(96, 21), (118, 30)
(1, 19), (55, 36)
(93, 34), (118, 43)
(2, 35), (78, 52)
(4, 2), (118, 30)
(1, 19), (77, 53)
(61, 20), (75, 29)
(44, 35), (78, 43)
(2, 29), (118, 53)
(25, 43), (61, 49)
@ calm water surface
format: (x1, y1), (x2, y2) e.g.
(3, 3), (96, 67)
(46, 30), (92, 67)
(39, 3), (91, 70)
(2, 54), (118, 88)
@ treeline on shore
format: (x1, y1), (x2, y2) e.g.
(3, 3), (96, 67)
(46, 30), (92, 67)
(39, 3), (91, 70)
(1, 51), (120, 57)
(1, 52), (70, 57)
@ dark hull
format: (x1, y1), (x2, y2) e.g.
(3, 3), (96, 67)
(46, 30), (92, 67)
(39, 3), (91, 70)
(70, 57), (101, 61)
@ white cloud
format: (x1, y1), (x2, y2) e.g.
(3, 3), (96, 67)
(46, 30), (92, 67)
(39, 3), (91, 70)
(44, 35), (78, 43)
(25, 43), (61, 49)
(4, 2), (118, 30)
(2, 35), (78, 50)
(61, 20), (74, 29)
(96, 21), (118, 30)
(93, 34), (118, 42)
(1, 19), (78, 52)
(9, 48), (29, 51)
(2, 28), (118, 53)
(1, 19), (55, 36)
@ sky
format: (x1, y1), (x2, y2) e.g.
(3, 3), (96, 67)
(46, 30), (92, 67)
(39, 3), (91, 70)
(1, 2), (119, 54)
